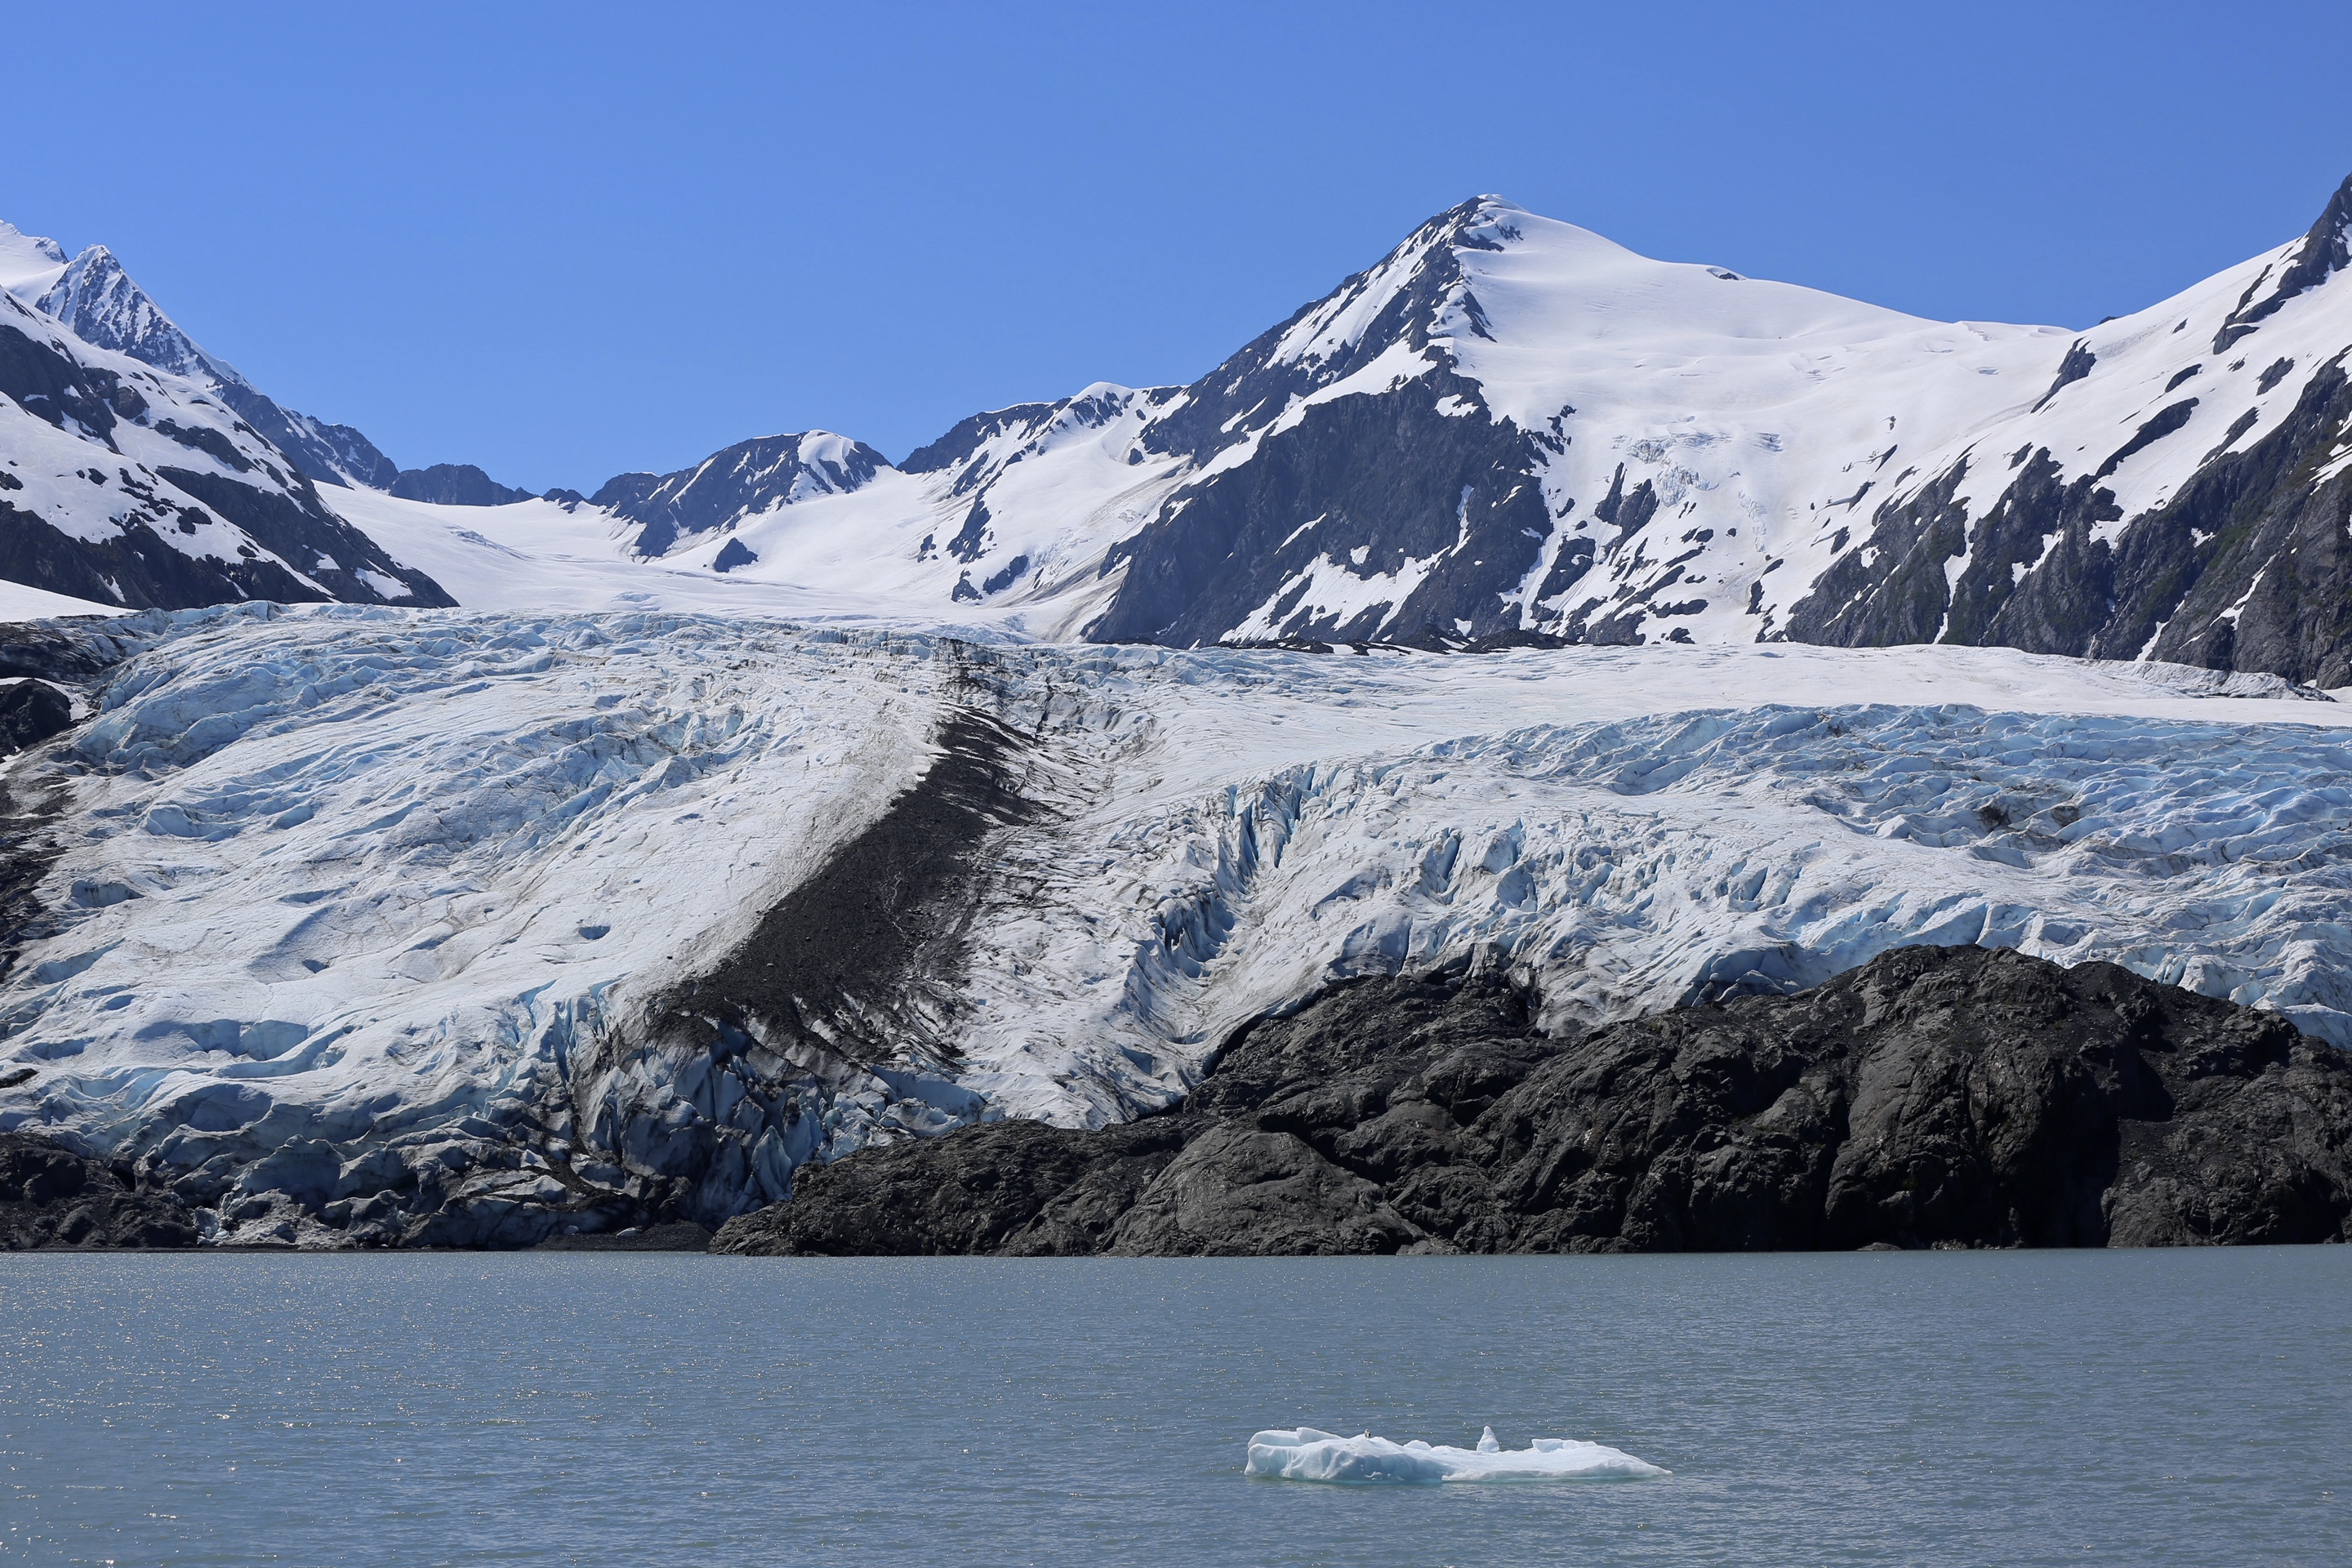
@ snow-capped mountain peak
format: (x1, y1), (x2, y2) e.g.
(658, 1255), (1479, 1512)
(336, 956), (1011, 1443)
(16, 175), (2352, 684)
(2212, 169), (2352, 353)
(0, 283), (450, 608)
(0, 216), (534, 505)
(0, 220), (68, 301)
(32, 243), (235, 386)
(350, 172), (2352, 678)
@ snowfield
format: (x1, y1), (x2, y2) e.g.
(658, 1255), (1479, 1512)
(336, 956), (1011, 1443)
(3, 607), (2350, 1245)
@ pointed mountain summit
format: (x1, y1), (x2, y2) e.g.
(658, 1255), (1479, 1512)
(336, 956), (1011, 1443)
(0, 222), (528, 503)
(0, 222), (69, 301)
(36, 244), (232, 385)
(0, 234), (396, 490)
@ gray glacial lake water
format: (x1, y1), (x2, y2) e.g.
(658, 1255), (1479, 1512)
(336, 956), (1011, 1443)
(2, 1250), (2346, 1566)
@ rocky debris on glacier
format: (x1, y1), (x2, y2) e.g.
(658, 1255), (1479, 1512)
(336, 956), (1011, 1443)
(0, 605), (1004, 1248)
(710, 946), (2352, 1255)
(0, 1130), (198, 1249)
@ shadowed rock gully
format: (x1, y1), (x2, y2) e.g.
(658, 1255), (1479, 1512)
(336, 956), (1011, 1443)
(713, 946), (2352, 1255)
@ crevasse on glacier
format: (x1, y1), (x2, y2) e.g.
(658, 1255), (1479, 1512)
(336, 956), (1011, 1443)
(2, 605), (2348, 1245)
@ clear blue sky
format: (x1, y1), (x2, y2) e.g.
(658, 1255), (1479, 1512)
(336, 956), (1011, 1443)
(5, 1), (2349, 492)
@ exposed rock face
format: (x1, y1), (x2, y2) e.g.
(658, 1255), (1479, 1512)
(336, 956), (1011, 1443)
(0, 679), (69, 755)
(1788, 353), (2352, 687)
(0, 1131), (199, 1249)
(713, 947), (2352, 1255)
(386, 462), (532, 507)
(1090, 363), (1561, 646)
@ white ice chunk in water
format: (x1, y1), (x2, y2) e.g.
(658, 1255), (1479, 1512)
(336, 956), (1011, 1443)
(1245, 1426), (1668, 1484)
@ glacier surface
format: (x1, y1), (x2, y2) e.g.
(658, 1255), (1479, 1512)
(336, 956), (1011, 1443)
(3, 608), (2351, 1244)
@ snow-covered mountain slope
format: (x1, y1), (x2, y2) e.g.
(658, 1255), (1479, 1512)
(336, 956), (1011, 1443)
(14, 177), (2351, 675)
(321, 484), (1044, 632)
(593, 432), (891, 555)
(0, 220), (533, 506)
(0, 224), (71, 315)
(0, 287), (452, 611)
(0, 576), (108, 619)
(3, 608), (2348, 1245)
(1788, 175), (2352, 683)
(1094, 173), (2352, 676)
(534, 173), (2352, 682)
(0, 228), (400, 493)
(569, 388), (1192, 635)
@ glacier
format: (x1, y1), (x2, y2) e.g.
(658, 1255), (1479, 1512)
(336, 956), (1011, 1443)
(1244, 1426), (1668, 1483)
(2, 605), (2351, 1245)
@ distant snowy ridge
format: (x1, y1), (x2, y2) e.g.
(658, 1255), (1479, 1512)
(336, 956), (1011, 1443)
(6, 611), (2351, 1246)
(338, 172), (2352, 686)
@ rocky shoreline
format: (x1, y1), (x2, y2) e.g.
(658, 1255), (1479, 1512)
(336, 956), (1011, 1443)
(714, 945), (2352, 1256)
(0, 1132), (200, 1249)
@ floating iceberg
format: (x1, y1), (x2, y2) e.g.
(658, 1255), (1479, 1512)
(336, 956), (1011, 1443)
(1245, 1425), (1668, 1484)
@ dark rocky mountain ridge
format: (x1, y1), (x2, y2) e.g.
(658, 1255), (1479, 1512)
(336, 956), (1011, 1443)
(0, 288), (452, 611)
(590, 432), (889, 556)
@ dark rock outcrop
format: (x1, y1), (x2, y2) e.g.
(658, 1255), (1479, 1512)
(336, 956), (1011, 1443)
(1089, 364), (1556, 646)
(0, 679), (69, 755)
(1787, 352), (2352, 686)
(714, 946), (2352, 1256)
(387, 463), (532, 507)
(215, 383), (403, 491)
(0, 1131), (200, 1249)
